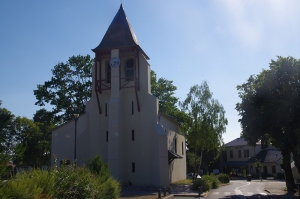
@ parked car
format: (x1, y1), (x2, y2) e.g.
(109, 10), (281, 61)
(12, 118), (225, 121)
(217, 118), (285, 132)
(187, 173), (201, 179)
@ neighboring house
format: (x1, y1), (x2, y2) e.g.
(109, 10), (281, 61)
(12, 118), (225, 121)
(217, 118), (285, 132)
(221, 138), (283, 177)
(221, 138), (262, 175)
(51, 4), (186, 188)
(247, 149), (282, 177)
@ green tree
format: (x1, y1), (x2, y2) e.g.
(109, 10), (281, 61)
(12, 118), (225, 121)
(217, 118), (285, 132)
(34, 55), (93, 123)
(0, 100), (16, 154)
(181, 82), (228, 177)
(150, 70), (189, 128)
(236, 56), (300, 192)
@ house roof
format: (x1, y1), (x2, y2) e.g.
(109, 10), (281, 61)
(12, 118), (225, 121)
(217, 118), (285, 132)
(249, 149), (281, 163)
(92, 4), (149, 60)
(225, 137), (261, 147)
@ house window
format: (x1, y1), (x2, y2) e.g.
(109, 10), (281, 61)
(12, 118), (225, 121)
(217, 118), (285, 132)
(106, 131), (108, 142)
(182, 142), (184, 155)
(106, 61), (111, 83)
(244, 149), (249, 158)
(175, 138), (177, 153)
(230, 150), (233, 158)
(238, 150), (242, 158)
(132, 162), (135, 173)
(132, 101), (134, 115)
(272, 166), (276, 174)
(264, 166), (267, 174)
(125, 59), (134, 81)
(132, 130), (134, 141)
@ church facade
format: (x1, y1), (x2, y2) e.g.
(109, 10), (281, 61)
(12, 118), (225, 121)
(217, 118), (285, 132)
(51, 5), (186, 187)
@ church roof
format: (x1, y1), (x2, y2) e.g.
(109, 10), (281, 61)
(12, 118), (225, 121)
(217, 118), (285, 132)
(92, 4), (149, 59)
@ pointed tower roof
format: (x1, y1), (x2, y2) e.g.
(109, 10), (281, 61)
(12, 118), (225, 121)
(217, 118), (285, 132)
(93, 4), (149, 59)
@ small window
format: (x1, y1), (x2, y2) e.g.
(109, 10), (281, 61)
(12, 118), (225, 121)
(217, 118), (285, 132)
(132, 162), (135, 173)
(272, 166), (276, 174)
(230, 150), (233, 158)
(175, 138), (177, 153)
(264, 166), (267, 174)
(125, 59), (134, 81)
(182, 142), (184, 155)
(106, 131), (108, 142)
(106, 62), (111, 83)
(244, 149), (249, 158)
(132, 130), (134, 141)
(238, 150), (242, 158)
(132, 101), (134, 115)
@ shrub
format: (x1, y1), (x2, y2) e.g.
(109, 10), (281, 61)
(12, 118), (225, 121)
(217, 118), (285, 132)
(0, 155), (120, 199)
(192, 178), (211, 192)
(192, 174), (220, 191)
(0, 169), (55, 199)
(217, 173), (230, 183)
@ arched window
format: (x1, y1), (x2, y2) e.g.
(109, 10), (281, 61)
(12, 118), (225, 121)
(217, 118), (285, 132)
(125, 59), (134, 81)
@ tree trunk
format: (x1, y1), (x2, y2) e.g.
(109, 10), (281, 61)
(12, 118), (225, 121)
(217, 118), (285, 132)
(197, 149), (204, 176)
(281, 148), (296, 193)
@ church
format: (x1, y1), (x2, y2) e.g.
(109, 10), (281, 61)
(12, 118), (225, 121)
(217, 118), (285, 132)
(51, 4), (186, 188)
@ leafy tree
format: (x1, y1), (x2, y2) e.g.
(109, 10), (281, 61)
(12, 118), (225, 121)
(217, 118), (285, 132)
(236, 56), (300, 192)
(0, 101), (16, 154)
(150, 70), (190, 129)
(34, 55), (93, 123)
(181, 82), (228, 177)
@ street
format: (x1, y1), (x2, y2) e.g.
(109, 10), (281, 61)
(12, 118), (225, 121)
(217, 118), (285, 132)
(174, 180), (284, 199)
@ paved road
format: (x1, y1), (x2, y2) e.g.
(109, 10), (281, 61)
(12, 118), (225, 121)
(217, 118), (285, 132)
(174, 180), (279, 199)
(205, 180), (273, 199)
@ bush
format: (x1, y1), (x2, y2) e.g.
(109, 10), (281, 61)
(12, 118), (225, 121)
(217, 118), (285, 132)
(0, 169), (55, 199)
(0, 155), (120, 199)
(217, 173), (230, 184)
(192, 174), (220, 191)
(193, 178), (211, 192)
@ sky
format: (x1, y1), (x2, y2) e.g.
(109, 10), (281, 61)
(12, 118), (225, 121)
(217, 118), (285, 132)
(1, 0), (300, 144)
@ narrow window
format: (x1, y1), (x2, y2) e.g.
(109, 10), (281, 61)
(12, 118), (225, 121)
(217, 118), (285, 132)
(132, 162), (135, 173)
(105, 103), (107, 116)
(132, 130), (134, 141)
(272, 166), (276, 174)
(182, 142), (184, 155)
(175, 138), (177, 153)
(264, 166), (267, 174)
(106, 62), (111, 83)
(106, 131), (108, 142)
(125, 59), (134, 81)
(230, 150), (233, 158)
(238, 150), (242, 158)
(132, 101), (134, 115)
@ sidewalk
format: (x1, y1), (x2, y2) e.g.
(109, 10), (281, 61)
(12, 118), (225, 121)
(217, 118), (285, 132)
(264, 181), (299, 199)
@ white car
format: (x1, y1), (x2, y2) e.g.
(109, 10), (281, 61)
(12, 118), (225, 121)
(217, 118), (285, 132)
(187, 173), (201, 179)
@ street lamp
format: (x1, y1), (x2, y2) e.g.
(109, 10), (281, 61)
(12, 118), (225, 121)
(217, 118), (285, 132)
(73, 112), (79, 165)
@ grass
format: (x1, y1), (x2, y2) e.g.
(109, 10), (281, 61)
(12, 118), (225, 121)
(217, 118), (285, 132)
(172, 178), (193, 185)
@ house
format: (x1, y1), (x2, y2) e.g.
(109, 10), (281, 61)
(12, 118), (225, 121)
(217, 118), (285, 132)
(51, 4), (186, 188)
(221, 138), (283, 177)
(291, 161), (300, 183)
(247, 149), (282, 177)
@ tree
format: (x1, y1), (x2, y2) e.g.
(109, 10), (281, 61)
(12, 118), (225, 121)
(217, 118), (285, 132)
(34, 55), (93, 123)
(181, 81), (228, 178)
(236, 56), (300, 192)
(0, 101), (16, 154)
(150, 70), (190, 128)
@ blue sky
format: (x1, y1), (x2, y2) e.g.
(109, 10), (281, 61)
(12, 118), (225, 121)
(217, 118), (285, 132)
(1, 0), (300, 144)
